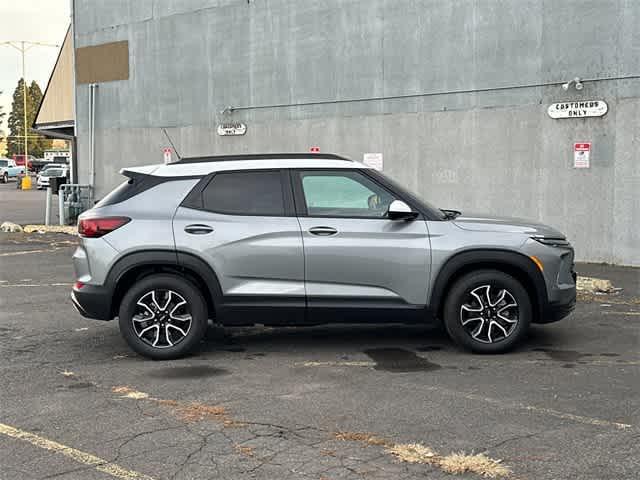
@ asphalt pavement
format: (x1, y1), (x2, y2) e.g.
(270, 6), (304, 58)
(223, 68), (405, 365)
(0, 206), (638, 479)
(0, 179), (60, 225)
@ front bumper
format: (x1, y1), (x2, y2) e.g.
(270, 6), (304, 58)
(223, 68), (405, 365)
(71, 285), (113, 321)
(538, 280), (576, 323)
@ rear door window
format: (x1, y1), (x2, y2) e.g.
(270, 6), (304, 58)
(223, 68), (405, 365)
(201, 170), (285, 216)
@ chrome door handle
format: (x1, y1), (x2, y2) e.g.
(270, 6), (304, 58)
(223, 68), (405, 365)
(308, 226), (338, 236)
(184, 224), (214, 235)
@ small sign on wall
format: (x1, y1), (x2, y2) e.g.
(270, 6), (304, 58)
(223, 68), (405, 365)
(163, 147), (172, 164)
(217, 122), (247, 136)
(363, 153), (383, 171)
(574, 143), (591, 169)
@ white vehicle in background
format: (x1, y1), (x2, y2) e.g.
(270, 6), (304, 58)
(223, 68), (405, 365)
(40, 163), (67, 174)
(0, 158), (25, 183)
(36, 167), (68, 190)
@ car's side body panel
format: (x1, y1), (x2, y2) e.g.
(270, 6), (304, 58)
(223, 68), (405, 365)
(172, 206), (306, 309)
(297, 216), (431, 305)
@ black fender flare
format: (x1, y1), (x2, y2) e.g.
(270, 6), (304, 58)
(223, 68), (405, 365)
(429, 249), (548, 320)
(106, 249), (224, 316)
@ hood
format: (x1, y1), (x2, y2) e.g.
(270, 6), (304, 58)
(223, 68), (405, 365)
(452, 213), (565, 238)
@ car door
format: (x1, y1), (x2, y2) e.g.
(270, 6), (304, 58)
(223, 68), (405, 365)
(173, 169), (306, 324)
(292, 169), (431, 321)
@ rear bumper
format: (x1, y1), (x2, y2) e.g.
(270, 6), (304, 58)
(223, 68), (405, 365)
(71, 285), (113, 321)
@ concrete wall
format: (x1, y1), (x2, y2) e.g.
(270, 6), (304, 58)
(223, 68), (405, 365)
(74, 0), (640, 265)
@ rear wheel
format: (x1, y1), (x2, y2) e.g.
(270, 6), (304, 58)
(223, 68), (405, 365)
(443, 270), (531, 353)
(118, 274), (208, 360)
(2, 173), (7, 183)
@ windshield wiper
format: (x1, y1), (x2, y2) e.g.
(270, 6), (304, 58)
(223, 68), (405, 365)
(440, 209), (462, 220)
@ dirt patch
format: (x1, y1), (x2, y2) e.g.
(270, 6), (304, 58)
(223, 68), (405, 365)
(334, 431), (391, 447)
(578, 292), (640, 304)
(156, 399), (227, 422)
(112, 386), (149, 399)
(234, 445), (254, 457)
(223, 419), (248, 428)
(576, 276), (618, 293)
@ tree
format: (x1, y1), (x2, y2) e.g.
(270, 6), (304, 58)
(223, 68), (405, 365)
(0, 90), (5, 123)
(7, 79), (52, 158)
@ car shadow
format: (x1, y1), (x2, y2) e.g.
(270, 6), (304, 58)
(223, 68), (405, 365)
(196, 322), (566, 356)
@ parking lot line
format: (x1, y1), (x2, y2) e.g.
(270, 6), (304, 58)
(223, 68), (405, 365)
(0, 422), (157, 480)
(424, 387), (632, 430)
(602, 311), (640, 316)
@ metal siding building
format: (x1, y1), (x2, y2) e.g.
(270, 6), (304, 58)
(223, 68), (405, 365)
(70, 0), (639, 265)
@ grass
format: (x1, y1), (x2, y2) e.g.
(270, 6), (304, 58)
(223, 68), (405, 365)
(387, 443), (511, 478)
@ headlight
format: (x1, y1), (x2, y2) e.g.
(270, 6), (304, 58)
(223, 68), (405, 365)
(532, 236), (570, 247)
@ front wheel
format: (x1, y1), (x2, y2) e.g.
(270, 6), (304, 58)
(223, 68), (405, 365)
(443, 270), (531, 354)
(2, 173), (7, 183)
(118, 274), (208, 360)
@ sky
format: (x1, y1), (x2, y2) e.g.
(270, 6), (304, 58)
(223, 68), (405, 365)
(0, 0), (70, 132)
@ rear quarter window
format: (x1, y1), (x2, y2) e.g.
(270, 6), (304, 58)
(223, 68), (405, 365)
(95, 173), (166, 207)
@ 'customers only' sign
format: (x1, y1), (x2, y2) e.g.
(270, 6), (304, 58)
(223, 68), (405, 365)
(548, 100), (608, 119)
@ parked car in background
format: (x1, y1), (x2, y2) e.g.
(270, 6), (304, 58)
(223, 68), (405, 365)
(71, 153), (576, 360)
(0, 158), (25, 183)
(36, 167), (68, 189)
(12, 154), (37, 170)
(40, 163), (67, 174)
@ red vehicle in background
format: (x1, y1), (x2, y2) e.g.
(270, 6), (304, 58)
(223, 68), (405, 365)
(13, 154), (36, 170)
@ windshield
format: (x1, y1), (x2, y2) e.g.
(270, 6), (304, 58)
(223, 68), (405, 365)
(42, 169), (64, 177)
(366, 169), (447, 220)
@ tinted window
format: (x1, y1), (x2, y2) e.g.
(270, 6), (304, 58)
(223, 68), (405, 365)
(299, 170), (396, 218)
(95, 173), (168, 208)
(202, 171), (285, 216)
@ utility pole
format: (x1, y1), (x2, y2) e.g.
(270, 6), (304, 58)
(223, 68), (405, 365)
(1, 41), (59, 176)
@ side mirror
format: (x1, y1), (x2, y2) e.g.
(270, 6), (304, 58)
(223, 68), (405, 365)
(387, 200), (418, 221)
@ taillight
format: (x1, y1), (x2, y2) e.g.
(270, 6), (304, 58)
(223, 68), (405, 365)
(78, 217), (130, 238)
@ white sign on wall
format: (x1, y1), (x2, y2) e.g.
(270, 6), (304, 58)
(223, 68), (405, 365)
(574, 142), (591, 169)
(163, 147), (172, 164)
(217, 122), (247, 136)
(548, 101), (608, 119)
(363, 153), (383, 171)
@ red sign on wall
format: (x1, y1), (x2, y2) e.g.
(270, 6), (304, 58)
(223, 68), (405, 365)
(573, 143), (590, 169)
(309, 146), (320, 153)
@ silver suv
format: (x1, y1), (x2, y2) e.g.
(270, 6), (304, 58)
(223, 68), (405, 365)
(71, 154), (576, 359)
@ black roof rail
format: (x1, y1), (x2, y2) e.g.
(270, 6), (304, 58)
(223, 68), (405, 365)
(172, 153), (352, 164)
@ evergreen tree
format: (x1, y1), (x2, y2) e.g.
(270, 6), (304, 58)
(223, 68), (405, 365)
(7, 79), (52, 158)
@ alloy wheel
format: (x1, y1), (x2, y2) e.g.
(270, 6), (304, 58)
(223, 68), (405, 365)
(459, 285), (519, 344)
(132, 289), (192, 348)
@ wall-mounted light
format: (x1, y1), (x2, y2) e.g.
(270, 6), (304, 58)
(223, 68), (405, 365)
(562, 77), (583, 91)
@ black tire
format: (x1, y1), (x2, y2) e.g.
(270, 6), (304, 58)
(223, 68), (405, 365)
(2, 173), (7, 184)
(118, 274), (208, 360)
(443, 270), (531, 354)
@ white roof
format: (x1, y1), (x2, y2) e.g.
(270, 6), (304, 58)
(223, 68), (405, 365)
(122, 158), (369, 177)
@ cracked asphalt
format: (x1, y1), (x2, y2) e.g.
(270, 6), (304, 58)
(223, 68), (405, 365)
(0, 227), (638, 479)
